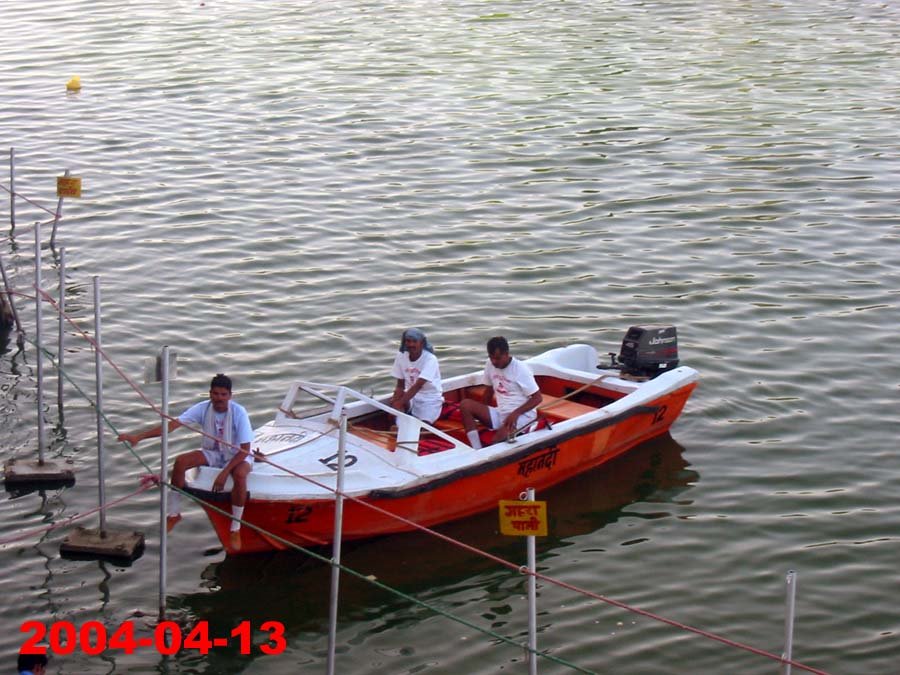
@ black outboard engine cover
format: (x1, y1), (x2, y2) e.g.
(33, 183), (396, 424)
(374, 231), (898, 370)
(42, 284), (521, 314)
(618, 325), (679, 378)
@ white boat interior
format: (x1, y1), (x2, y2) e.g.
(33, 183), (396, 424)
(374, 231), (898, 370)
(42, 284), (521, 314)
(186, 344), (699, 501)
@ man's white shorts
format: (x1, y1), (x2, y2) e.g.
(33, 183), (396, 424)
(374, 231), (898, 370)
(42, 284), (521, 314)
(488, 407), (537, 431)
(201, 448), (253, 469)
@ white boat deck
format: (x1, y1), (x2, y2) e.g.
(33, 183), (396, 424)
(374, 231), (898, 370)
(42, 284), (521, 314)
(187, 345), (699, 500)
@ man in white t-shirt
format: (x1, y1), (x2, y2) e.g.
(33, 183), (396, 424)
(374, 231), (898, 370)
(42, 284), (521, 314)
(460, 336), (543, 449)
(389, 328), (443, 424)
(118, 373), (254, 550)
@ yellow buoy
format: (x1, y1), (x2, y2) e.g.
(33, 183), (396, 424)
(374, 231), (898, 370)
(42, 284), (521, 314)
(66, 76), (81, 91)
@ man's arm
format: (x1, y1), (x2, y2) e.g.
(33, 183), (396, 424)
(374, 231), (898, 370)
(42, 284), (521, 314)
(389, 378), (406, 409)
(118, 418), (183, 447)
(521, 390), (543, 415)
(393, 378), (427, 410)
(499, 390), (543, 436)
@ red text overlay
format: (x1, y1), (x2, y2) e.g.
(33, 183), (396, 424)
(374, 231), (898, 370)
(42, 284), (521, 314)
(20, 619), (287, 656)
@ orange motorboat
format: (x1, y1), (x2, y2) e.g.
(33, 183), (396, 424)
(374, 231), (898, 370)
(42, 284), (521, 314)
(184, 326), (698, 555)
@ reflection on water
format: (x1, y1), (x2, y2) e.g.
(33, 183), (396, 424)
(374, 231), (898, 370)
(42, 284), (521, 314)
(2, 0), (899, 671)
(0, 325), (13, 356)
(175, 434), (695, 633)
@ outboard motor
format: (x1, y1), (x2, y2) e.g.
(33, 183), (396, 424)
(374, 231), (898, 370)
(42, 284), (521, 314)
(615, 325), (679, 378)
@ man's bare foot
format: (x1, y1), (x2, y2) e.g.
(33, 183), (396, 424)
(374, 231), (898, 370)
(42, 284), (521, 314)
(229, 530), (242, 552)
(166, 514), (182, 532)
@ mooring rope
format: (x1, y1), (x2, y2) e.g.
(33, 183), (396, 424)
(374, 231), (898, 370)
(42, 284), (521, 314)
(168, 486), (595, 674)
(0, 183), (58, 217)
(255, 454), (830, 675)
(536, 372), (612, 412)
(6, 287), (830, 674)
(0, 481), (154, 547)
(29, 287), (258, 458)
(9, 327), (157, 474)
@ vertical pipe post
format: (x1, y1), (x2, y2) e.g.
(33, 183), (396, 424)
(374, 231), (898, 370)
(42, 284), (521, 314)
(93, 275), (107, 535)
(781, 569), (797, 675)
(525, 487), (538, 675)
(159, 346), (169, 622)
(326, 410), (348, 675)
(50, 169), (68, 250)
(9, 147), (14, 230)
(56, 247), (66, 420)
(35, 221), (45, 465)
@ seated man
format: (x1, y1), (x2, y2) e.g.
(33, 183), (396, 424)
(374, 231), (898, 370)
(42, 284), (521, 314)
(461, 336), (543, 449)
(389, 328), (443, 424)
(117, 373), (254, 549)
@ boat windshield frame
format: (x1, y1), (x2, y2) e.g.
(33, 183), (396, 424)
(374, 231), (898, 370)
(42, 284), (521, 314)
(277, 380), (464, 452)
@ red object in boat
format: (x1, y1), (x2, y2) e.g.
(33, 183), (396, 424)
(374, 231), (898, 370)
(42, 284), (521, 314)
(184, 342), (698, 555)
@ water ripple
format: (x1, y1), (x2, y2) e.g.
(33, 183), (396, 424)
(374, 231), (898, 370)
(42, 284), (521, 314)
(2, 0), (900, 672)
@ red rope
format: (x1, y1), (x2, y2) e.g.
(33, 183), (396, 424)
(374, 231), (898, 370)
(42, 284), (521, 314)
(0, 184), (58, 217)
(35, 287), (240, 452)
(258, 454), (829, 674)
(0, 481), (154, 547)
(15, 288), (828, 673)
(6, 289), (35, 301)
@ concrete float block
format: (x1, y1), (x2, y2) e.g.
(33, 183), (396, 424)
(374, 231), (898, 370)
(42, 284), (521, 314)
(60, 525), (145, 565)
(3, 458), (75, 488)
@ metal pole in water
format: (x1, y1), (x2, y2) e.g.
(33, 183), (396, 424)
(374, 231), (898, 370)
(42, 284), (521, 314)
(159, 346), (169, 622)
(524, 487), (538, 675)
(56, 247), (66, 420)
(93, 275), (107, 535)
(35, 221), (45, 465)
(9, 147), (14, 230)
(326, 411), (348, 675)
(781, 569), (797, 675)
(50, 169), (68, 250)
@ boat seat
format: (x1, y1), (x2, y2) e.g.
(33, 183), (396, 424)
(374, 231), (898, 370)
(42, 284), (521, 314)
(418, 435), (456, 455)
(432, 399), (546, 447)
(436, 395), (597, 428)
(538, 394), (597, 423)
(433, 400), (465, 433)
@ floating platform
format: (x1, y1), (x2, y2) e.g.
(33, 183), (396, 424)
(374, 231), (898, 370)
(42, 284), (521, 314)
(3, 458), (75, 488)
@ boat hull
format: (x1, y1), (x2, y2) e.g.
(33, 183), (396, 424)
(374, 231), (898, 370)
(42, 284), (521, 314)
(192, 381), (696, 554)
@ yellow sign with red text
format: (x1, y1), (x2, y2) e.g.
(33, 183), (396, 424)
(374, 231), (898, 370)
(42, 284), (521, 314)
(499, 499), (547, 537)
(56, 176), (82, 198)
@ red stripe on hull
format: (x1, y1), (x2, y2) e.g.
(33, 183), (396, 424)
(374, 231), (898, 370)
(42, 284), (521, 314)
(200, 383), (696, 554)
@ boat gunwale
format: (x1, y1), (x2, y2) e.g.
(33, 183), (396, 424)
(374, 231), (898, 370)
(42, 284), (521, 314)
(187, 364), (698, 502)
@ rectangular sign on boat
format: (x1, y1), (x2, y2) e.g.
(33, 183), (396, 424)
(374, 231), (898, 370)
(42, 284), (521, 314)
(499, 499), (547, 537)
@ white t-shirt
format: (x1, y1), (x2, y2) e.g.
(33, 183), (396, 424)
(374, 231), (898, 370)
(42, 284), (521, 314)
(482, 356), (540, 419)
(391, 350), (443, 422)
(179, 400), (254, 458)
